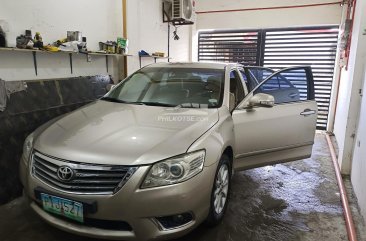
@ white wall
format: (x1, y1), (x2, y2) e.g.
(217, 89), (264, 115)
(126, 0), (192, 74)
(0, 0), (193, 80)
(195, 0), (342, 30)
(0, 0), (123, 81)
(330, 0), (366, 221)
(333, 0), (366, 174)
(351, 63), (366, 220)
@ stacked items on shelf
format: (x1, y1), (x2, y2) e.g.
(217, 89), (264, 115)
(1, 28), (128, 56)
(138, 50), (166, 57)
(138, 50), (169, 68)
(98, 37), (128, 54)
(0, 29), (130, 75)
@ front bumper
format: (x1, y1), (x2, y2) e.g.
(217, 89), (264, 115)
(20, 156), (217, 241)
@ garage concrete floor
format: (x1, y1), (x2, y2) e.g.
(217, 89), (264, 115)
(0, 134), (365, 241)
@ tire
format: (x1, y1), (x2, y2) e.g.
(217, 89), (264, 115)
(205, 154), (231, 226)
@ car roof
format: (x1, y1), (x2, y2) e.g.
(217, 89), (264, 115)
(144, 62), (242, 70)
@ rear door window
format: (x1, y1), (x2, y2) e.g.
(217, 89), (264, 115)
(245, 67), (274, 91)
(254, 67), (314, 104)
(248, 68), (274, 82)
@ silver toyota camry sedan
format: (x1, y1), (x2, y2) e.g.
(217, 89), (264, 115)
(19, 62), (317, 241)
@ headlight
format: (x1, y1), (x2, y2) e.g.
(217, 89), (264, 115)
(141, 150), (206, 188)
(23, 133), (34, 166)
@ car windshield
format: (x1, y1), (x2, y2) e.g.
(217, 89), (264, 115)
(102, 67), (225, 108)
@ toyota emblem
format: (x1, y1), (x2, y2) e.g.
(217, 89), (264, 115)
(57, 166), (75, 182)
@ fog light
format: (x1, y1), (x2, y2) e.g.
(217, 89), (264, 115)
(155, 213), (193, 230)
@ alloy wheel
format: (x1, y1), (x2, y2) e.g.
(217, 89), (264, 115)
(213, 164), (229, 214)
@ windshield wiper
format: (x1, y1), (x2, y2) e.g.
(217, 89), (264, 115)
(131, 101), (176, 107)
(101, 98), (175, 107)
(100, 97), (129, 103)
(101, 97), (146, 105)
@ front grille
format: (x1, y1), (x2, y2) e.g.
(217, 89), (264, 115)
(31, 151), (138, 195)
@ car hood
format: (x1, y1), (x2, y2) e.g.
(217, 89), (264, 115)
(34, 100), (219, 166)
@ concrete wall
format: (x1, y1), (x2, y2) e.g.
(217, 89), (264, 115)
(195, 0), (342, 30)
(0, 0), (123, 81)
(329, 0), (366, 221)
(126, 0), (192, 74)
(351, 64), (366, 220)
(333, 0), (366, 174)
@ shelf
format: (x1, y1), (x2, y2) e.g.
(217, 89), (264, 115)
(0, 47), (71, 54)
(139, 55), (169, 59)
(85, 52), (131, 57)
(0, 47), (39, 52)
(0, 47), (131, 75)
(0, 47), (130, 56)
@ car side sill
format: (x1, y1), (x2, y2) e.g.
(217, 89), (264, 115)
(233, 143), (313, 171)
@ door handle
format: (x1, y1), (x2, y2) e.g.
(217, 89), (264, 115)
(289, 93), (298, 98)
(300, 109), (316, 116)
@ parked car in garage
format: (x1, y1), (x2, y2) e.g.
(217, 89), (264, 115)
(19, 62), (317, 241)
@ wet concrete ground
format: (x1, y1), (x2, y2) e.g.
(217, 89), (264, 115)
(0, 134), (365, 241)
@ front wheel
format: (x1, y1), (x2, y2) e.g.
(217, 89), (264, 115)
(205, 154), (231, 226)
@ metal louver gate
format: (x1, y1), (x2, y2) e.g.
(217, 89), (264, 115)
(263, 26), (339, 130)
(198, 30), (263, 65)
(198, 26), (339, 130)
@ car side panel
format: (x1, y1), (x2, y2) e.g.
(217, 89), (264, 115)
(232, 100), (317, 170)
(188, 108), (235, 168)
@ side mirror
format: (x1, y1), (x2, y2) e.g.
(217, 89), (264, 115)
(248, 93), (275, 108)
(106, 84), (116, 92)
(229, 93), (236, 112)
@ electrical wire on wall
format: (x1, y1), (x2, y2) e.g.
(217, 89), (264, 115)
(167, 23), (183, 62)
(172, 25), (181, 41)
(167, 23), (182, 63)
(163, 4), (185, 62)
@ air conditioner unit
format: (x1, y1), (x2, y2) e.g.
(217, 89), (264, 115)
(171, 0), (195, 22)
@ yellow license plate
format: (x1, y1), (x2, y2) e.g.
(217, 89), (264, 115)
(41, 193), (84, 223)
